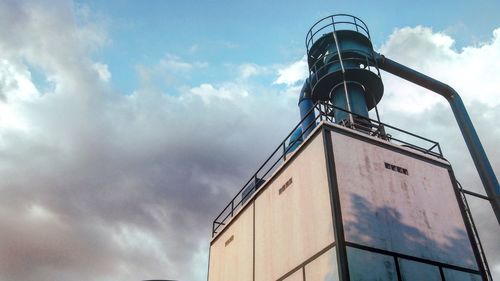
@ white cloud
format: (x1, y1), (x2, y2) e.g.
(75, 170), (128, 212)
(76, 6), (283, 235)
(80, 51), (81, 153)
(137, 54), (209, 89)
(27, 204), (57, 222)
(379, 26), (500, 112)
(235, 63), (274, 81)
(187, 82), (249, 104)
(92, 62), (111, 82)
(239, 63), (261, 79)
(274, 55), (308, 86)
(0, 59), (40, 132)
(159, 54), (208, 72)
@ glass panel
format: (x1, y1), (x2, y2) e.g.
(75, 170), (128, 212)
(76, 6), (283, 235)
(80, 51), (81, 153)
(398, 258), (441, 281)
(347, 246), (397, 281)
(443, 268), (482, 281)
(305, 247), (338, 281)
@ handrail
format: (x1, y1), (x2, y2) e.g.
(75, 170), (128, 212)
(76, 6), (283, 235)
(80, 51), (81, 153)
(212, 103), (326, 235)
(308, 56), (379, 88)
(457, 181), (493, 280)
(212, 101), (444, 237)
(306, 14), (371, 53)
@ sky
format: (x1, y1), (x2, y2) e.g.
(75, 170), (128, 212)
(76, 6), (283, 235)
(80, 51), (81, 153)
(0, 0), (499, 280)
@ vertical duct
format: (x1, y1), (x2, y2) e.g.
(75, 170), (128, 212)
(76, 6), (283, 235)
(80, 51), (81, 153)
(287, 78), (316, 153)
(299, 78), (316, 138)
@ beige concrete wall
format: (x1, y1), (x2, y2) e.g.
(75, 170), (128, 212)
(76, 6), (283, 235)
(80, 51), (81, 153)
(208, 203), (254, 281)
(330, 130), (477, 269)
(305, 247), (338, 281)
(255, 132), (334, 281)
(282, 269), (303, 281)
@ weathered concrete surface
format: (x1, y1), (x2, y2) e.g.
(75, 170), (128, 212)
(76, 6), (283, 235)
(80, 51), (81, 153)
(208, 204), (253, 281)
(255, 132), (334, 280)
(209, 130), (334, 281)
(331, 130), (477, 269)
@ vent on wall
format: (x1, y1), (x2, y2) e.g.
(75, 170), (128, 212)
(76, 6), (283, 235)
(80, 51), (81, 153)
(384, 162), (409, 175)
(279, 177), (293, 195)
(225, 235), (234, 247)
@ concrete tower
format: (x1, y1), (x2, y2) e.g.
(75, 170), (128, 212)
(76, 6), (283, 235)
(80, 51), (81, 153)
(207, 15), (494, 281)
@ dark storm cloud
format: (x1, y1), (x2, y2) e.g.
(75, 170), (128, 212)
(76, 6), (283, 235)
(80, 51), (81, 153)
(0, 1), (297, 280)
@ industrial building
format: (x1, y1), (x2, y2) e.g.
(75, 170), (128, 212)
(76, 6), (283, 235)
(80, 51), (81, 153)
(207, 15), (497, 281)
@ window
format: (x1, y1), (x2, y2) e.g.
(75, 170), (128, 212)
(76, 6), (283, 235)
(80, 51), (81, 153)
(443, 268), (482, 281)
(347, 247), (397, 281)
(398, 258), (441, 281)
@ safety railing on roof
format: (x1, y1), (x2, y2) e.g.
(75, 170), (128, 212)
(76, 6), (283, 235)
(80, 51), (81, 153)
(211, 101), (443, 237)
(306, 14), (371, 54)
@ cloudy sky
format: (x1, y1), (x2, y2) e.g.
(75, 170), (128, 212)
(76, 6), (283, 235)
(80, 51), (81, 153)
(0, 0), (499, 280)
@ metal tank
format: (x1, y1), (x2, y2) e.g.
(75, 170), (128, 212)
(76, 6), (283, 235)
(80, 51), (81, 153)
(306, 15), (383, 124)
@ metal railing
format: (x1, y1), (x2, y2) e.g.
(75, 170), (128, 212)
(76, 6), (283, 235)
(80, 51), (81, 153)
(211, 101), (443, 237)
(306, 14), (371, 54)
(457, 181), (493, 280)
(307, 56), (381, 91)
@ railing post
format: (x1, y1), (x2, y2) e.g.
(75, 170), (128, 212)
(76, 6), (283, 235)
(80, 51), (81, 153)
(231, 201), (234, 217)
(283, 142), (286, 161)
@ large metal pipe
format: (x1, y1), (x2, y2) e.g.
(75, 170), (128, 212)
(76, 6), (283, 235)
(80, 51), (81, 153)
(287, 79), (316, 154)
(299, 78), (317, 139)
(330, 81), (369, 122)
(375, 53), (500, 225)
